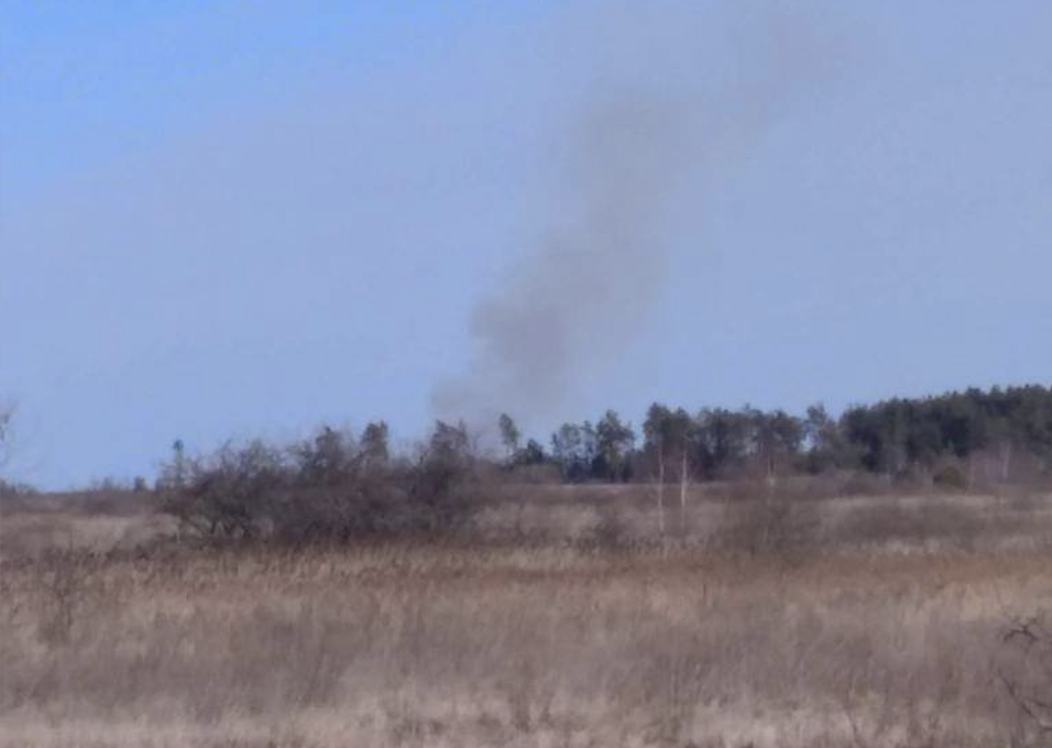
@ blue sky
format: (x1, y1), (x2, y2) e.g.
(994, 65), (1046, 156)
(1, 1), (1050, 488)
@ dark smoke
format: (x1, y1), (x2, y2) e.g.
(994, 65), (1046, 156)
(433, 2), (848, 429)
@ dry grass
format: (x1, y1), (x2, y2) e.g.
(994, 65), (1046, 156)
(1, 491), (1051, 747)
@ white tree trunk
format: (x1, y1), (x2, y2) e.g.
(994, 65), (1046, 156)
(679, 449), (689, 534)
(655, 444), (666, 538)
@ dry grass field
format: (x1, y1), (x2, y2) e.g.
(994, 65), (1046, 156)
(1, 488), (1051, 747)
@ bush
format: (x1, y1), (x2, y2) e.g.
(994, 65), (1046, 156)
(162, 440), (285, 540)
(161, 426), (483, 544)
(835, 500), (984, 549)
(932, 464), (968, 491)
(716, 496), (821, 558)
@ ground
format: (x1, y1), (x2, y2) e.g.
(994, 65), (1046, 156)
(1, 486), (1050, 747)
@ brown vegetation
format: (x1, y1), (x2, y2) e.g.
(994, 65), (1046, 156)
(1, 488), (1051, 747)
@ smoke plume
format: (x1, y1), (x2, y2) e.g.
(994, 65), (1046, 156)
(433, 2), (847, 428)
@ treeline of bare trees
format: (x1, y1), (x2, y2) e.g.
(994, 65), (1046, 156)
(158, 420), (489, 542)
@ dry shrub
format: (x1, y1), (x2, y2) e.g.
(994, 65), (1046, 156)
(14, 548), (99, 646)
(4, 483), (1052, 747)
(586, 500), (634, 549)
(162, 435), (484, 544)
(786, 472), (894, 501)
(998, 611), (1052, 742)
(932, 464), (969, 491)
(703, 472), (900, 504)
(715, 495), (822, 559)
(835, 500), (988, 549)
(837, 471), (899, 497)
(504, 463), (562, 485)
(3, 542), (1050, 747)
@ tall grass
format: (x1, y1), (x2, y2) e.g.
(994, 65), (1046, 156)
(2, 507), (1051, 747)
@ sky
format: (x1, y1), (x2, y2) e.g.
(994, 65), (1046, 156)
(1, 1), (1050, 488)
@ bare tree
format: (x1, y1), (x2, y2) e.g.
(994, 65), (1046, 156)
(498, 413), (521, 462)
(0, 399), (17, 474)
(595, 410), (635, 482)
(360, 421), (390, 465)
(677, 441), (694, 532)
(644, 404), (695, 537)
(747, 408), (803, 487)
(162, 439), (286, 539)
(644, 405), (670, 537)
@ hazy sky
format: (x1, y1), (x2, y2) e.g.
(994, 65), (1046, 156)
(2, 1), (1050, 488)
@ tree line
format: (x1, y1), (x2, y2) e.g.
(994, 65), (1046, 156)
(150, 383), (1048, 542)
(503, 384), (1052, 485)
(159, 419), (484, 541)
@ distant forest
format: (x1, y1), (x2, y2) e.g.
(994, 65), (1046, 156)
(499, 384), (1052, 485)
(4, 385), (1050, 541)
(4, 385), (1051, 497)
(151, 382), (1052, 499)
(44, 383), (1035, 541)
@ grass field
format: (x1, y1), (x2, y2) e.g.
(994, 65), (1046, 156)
(1, 488), (1051, 747)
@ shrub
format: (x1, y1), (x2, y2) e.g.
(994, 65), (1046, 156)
(160, 426), (483, 544)
(835, 500), (984, 549)
(999, 611), (1052, 739)
(716, 495), (821, 558)
(162, 440), (285, 540)
(933, 464), (968, 491)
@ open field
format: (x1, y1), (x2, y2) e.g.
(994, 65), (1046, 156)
(2, 489), (1051, 747)
(4, 0), (1050, 744)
